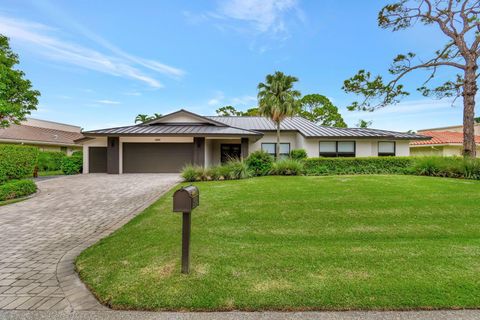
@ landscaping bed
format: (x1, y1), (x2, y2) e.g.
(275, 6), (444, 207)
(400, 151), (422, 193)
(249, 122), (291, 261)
(76, 175), (480, 311)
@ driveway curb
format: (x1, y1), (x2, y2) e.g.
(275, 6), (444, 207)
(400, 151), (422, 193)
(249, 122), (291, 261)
(56, 179), (180, 311)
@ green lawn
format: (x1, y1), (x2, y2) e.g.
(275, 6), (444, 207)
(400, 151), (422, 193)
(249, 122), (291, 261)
(76, 175), (480, 311)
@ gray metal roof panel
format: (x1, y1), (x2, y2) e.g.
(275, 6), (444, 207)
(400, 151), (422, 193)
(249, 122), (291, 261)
(207, 116), (426, 139)
(83, 124), (262, 136)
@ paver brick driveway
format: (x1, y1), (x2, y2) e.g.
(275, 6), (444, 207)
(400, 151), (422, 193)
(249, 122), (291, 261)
(0, 174), (180, 311)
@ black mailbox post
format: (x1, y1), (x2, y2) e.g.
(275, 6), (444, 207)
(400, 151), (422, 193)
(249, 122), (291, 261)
(173, 185), (199, 274)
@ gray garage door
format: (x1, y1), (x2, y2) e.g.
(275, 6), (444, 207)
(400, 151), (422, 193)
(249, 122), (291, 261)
(89, 147), (107, 173)
(123, 143), (194, 173)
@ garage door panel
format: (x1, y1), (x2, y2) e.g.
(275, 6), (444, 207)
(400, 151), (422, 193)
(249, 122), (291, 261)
(123, 143), (194, 173)
(89, 147), (107, 173)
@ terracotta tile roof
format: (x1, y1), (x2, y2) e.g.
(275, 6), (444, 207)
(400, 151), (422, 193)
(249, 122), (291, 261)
(410, 131), (480, 145)
(0, 124), (84, 146)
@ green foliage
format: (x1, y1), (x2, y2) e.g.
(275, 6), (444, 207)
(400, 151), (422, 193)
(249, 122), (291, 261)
(0, 179), (36, 201)
(258, 71), (301, 158)
(411, 156), (480, 180)
(37, 151), (66, 172)
(216, 105), (260, 116)
(222, 160), (251, 180)
(182, 160), (251, 182)
(298, 94), (347, 127)
(245, 150), (274, 176)
(71, 150), (83, 158)
(0, 35), (40, 128)
(216, 106), (242, 116)
(135, 113), (162, 123)
(181, 165), (205, 182)
(304, 157), (413, 176)
(61, 155), (83, 175)
(271, 159), (304, 176)
(0, 144), (38, 183)
(289, 149), (307, 160)
(356, 119), (372, 128)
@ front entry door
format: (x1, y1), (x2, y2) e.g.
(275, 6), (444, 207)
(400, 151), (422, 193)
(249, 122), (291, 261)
(221, 144), (241, 163)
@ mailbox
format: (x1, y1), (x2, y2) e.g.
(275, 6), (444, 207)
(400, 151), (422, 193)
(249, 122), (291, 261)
(172, 185), (199, 274)
(173, 185), (199, 213)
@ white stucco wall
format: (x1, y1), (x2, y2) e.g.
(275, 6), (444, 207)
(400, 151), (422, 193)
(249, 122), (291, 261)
(301, 138), (411, 158)
(249, 132), (298, 153)
(81, 137), (107, 174)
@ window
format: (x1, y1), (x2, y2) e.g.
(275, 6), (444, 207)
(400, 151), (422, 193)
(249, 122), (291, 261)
(319, 141), (356, 157)
(261, 143), (290, 158)
(378, 141), (396, 156)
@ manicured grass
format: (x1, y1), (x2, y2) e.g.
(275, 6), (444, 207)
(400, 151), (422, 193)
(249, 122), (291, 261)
(76, 175), (480, 311)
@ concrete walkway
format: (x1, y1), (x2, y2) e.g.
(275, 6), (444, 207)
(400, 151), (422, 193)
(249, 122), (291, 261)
(1, 310), (479, 320)
(0, 174), (181, 312)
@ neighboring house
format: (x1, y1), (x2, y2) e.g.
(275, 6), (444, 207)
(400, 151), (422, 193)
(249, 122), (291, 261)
(76, 109), (427, 174)
(410, 130), (480, 157)
(0, 118), (84, 155)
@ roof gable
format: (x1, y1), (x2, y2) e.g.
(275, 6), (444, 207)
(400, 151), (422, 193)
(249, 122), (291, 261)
(145, 109), (226, 126)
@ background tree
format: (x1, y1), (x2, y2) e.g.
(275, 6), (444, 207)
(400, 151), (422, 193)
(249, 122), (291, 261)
(216, 105), (242, 116)
(0, 35), (40, 128)
(135, 114), (151, 123)
(356, 119), (372, 128)
(257, 71), (301, 158)
(342, 0), (480, 157)
(216, 105), (260, 116)
(298, 94), (347, 127)
(135, 113), (162, 123)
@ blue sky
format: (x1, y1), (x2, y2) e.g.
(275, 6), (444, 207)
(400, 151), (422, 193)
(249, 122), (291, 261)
(0, 0), (474, 131)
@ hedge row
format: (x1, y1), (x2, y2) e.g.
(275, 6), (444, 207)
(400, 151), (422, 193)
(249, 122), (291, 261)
(0, 144), (39, 184)
(0, 179), (37, 201)
(37, 151), (66, 172)
(304, 157), (413, 176)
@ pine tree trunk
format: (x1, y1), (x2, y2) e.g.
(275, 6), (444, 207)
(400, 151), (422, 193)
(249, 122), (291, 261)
(463, 64), (477, 158)
(276, 122), (281, 160)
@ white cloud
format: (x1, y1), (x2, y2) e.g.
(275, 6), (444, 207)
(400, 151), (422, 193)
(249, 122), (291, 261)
(217, 0), (300, 34)
(207, 91), (225, 106)
(95, 99), (121, 105)
(230, 95), (257, 106)
(0, 15), (185, 88)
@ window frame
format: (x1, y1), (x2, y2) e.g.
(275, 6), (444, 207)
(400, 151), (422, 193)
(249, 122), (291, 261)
(319, 141), (356, 157)
(261, 142), (291, 158)
(378, 141), (396, 157)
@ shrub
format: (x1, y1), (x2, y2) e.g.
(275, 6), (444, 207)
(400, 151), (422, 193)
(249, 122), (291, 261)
(37, 151), (66, 172)
(61, 156), (83, 175)
(0, 144), (39, 183)
(0, 179), (37, 201)
(411, 156), (480, 179)
(181, 165), (205, 182)
(246, 151), (274, 176)
(71, 150), (83, 158)
(304, 157), (413, 176)
(222, 160), (251, 180)
(271, 159), (304, 176)
(290, 149), (308, 160)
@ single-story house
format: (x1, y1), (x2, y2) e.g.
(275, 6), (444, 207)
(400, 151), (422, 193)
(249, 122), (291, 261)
(76, 109), (427, 174)
(410, 130), (480, 157)
(0, 118), (84, 155)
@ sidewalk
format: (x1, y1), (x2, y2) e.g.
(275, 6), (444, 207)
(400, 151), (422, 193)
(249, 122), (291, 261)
(1, 310), (479, 320)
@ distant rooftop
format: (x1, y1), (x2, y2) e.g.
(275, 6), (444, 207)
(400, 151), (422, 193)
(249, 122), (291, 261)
(411, 131), (480, 146)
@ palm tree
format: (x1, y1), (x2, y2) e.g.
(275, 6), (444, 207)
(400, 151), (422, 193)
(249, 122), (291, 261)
(153, 113), (162, 119)
(257, 71), (301, 159)
(135, 114), (150, 123)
